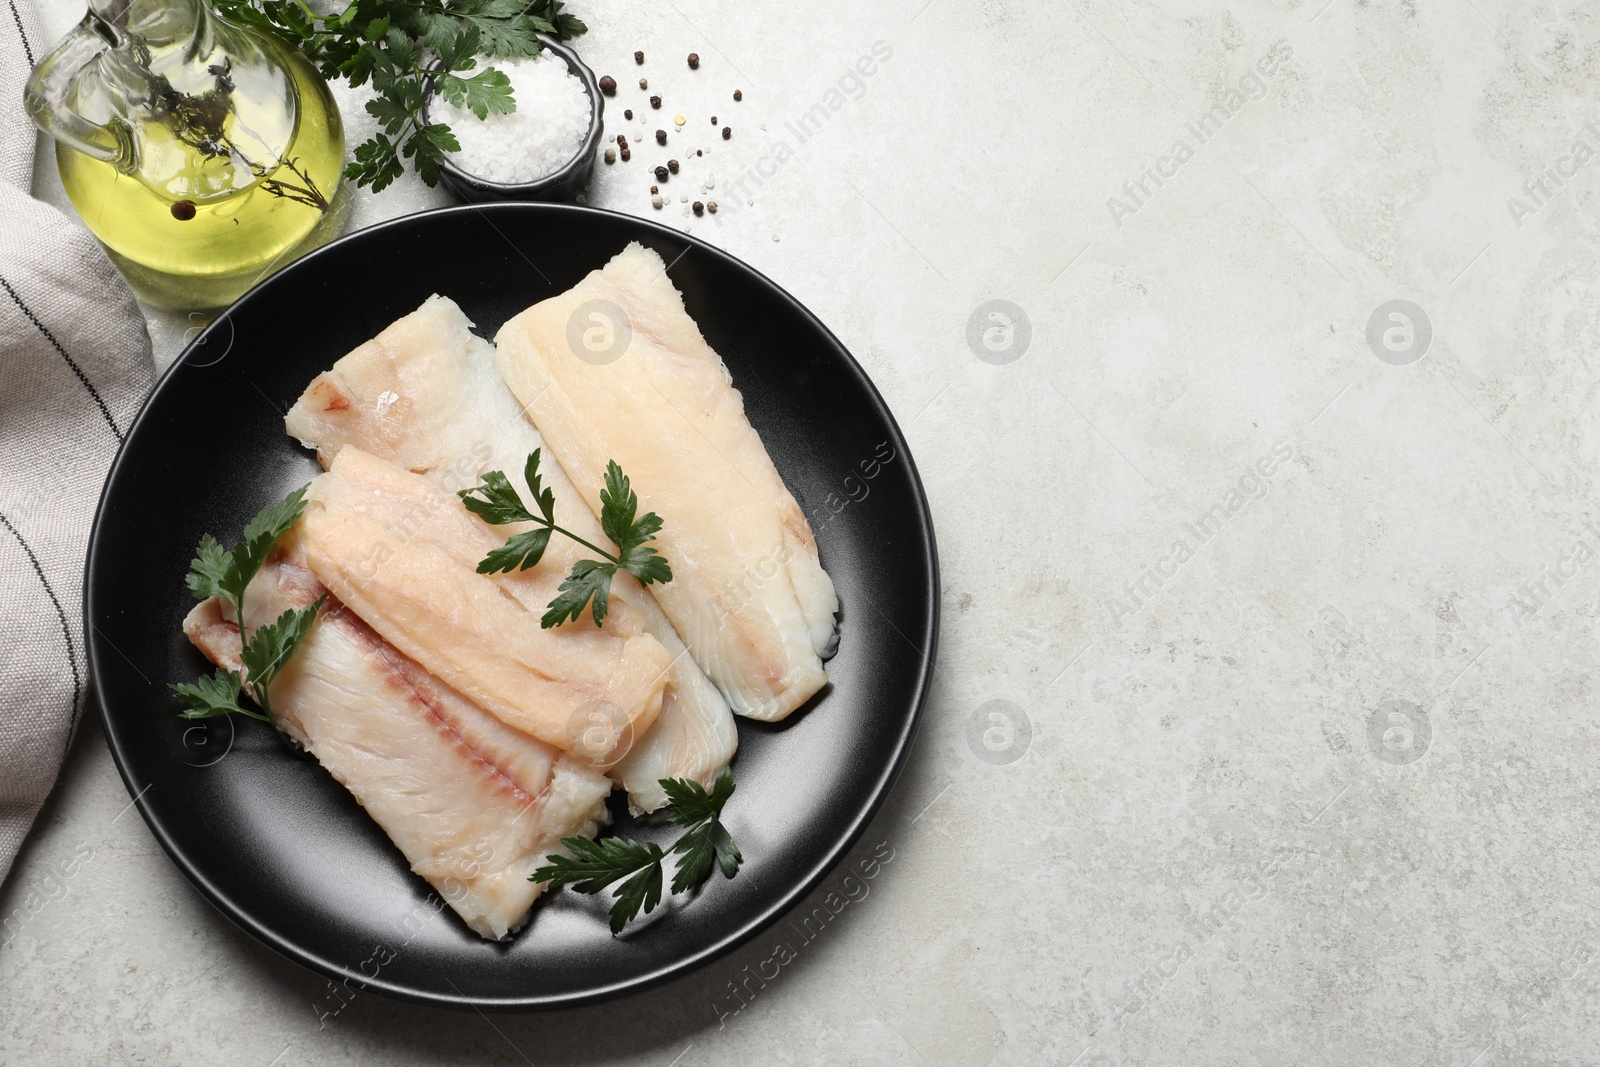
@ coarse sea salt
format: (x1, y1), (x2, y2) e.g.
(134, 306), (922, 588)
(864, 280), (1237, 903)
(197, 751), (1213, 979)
(439, 52), (590, 184)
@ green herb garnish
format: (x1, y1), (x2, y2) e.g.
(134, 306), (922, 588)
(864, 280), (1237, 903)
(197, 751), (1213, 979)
(531, 769), (742, 933)
(171, 486), (324, 722)
(209, 0), (587, 191)
(458, 450), (673, 629)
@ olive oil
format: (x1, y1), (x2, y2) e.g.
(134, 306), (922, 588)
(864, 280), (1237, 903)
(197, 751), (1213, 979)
(56, 40), (346, 311)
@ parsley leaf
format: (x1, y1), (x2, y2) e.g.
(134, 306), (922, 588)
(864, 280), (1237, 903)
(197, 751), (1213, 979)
(541, 557), (615, 628)
(171, 487), (320, 726)
(528, 769), (741, 932)
(172, 668), (270, 723)
(460, 452), (672, 628)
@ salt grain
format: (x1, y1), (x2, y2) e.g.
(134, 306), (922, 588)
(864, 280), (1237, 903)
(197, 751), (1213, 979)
(439, 53), (590, 184)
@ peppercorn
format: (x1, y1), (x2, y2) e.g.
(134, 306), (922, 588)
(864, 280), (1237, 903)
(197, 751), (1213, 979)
(707, 201), (718, 213)
(655, 165), (670, 181)
(620, 146), (631, 161)
(692, 201), (704, 216)
(711, 115), (717, 124)
(651, 194), (664, 209)
(171, 200), (196, 221)
(604, 148), (616, 164)
(617, 134), (628, 148)
(635, 50), (645, 64)
(655, 129), (667, 145)
(650, 184), (659, 194)
(667, 159), (680, 173)
(696, 149), (703, 157)
(733, 89), (742, 101)
(650, 95), (662, 109)
(688, 53), (699, 69)
(624, 108), (633, 119)
(639, 78), (648, 90)
(598, 75), (616, 96)
(721, 126), (731, 140)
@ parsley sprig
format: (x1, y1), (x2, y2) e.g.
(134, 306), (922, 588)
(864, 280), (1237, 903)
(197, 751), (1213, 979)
(172, 487), (324, 722)
(531, 769), (743, 933)
(458, 450), (672, 628)
(209, 0), (587, 191)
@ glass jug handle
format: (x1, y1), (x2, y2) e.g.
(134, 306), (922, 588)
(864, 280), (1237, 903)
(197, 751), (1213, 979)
(23, 13), (138, 172)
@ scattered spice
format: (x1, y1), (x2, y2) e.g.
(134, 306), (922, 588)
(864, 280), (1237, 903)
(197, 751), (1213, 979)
(655, 165), (670, 181)
(707, 201), (717, 213)
(667, 158), (679, 173)
(617, 134), (630, 162)
(650, 95), (662, 109)
(692, 200), (704, 216)
(651, 193), (663, 209)
(624, 108), (633, 119)
(639, 78), (648, 90)
(695, 149), (702, 156)
(674, 115), (685, 127)
(655, 129), (668, 145)
(171, 199), (197, 221)
(598, 75), (616, 96)
(721, 126), (731, 140)
(733, 89), (742, 101)
(650, 184), (658, 193)
(603, 147), (616, 164)
(634, 50), (645, 64)
(687, 53), (699, 69)
(711, 115), (717, 124)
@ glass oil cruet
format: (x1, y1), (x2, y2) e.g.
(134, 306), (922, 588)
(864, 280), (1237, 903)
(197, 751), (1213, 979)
(24, 0), (348, 311)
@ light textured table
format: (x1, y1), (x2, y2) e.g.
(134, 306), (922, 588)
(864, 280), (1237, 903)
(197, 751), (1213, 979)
(9, 1), (1600, 1064)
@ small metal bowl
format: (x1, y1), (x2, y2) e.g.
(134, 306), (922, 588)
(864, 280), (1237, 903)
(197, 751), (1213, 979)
(422, 35), (604, 203)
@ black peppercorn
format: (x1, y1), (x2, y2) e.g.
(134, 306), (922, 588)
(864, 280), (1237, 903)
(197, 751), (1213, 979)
(655, 165), (669, 181)
(721, 126), (731, 140)
(667, 159), (679, 173)
(635, 50), (645, 64)
(655, 129), (667, 145)
(692, 201), (704, 215)
(687, 53), (699, 69)
(624, 108), (633, 119)
(598, 75), (616, 96)
(170, 200), (196, 221)
(733, 89), (742, 101)
(650, 95), (661, 109)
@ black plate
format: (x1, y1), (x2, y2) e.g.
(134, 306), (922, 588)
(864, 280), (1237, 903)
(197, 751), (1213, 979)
(85, 203), (938, 1010)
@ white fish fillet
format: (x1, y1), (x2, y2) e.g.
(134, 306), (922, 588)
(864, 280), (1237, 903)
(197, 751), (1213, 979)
(494, 244), (839, 721)
(182, 541), (611, 939)
(299, 446), (672, 761)
(283, 296), (736, 811)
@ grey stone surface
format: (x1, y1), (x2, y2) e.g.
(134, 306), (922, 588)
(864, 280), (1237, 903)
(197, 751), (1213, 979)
(11, 0), (1600, 1064)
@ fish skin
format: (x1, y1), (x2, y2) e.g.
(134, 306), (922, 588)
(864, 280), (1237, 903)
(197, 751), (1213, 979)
(299, 446), (671, 762)
(182, 542), (612, 940)
(284, 295), (736, 812)
(493, 244), (839, 721)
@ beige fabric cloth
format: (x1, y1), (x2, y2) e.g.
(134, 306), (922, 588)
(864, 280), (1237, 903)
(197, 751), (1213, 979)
(1, 0), (153, 882)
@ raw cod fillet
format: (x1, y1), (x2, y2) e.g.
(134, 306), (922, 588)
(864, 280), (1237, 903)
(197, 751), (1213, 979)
(181, 540), (612, 939)
(283, 296), (736, 811)
(299, 446), (671, 761)
(494, 244), (839, 721)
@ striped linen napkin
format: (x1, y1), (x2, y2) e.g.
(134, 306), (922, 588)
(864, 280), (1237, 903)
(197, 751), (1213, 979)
(1, 0), (152, 882)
